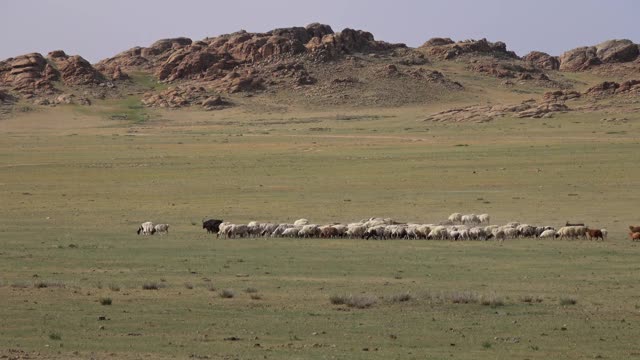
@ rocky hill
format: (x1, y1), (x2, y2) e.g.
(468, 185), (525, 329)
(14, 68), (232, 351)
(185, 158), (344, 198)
(0, 23), (638, 116)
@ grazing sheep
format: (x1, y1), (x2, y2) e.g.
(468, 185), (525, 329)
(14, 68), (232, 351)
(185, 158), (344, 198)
(137, 221), (155, 235)
(270, 223), (293, 237)
(331, 224), (348, 237)
(478, 214), (490, 225)
(448, 213), (462, 224)
(601, 229), (608, 240)
(461, 214), (480, 225)
(538, 229), (556, 239)
(260, 223), (278, 237)
(346, 224), (367, 239)
(363, 225), (385, 240)
(469, 227), (488, 240)
(320, 225), (339, 238)
(586, 228), (604, 241)
(294, 218), (309, 227)
(299, 224), (320, 238)
(154, 223), (170, 235)
(203, 219), (223, 234)
(282, 227), (300, 237)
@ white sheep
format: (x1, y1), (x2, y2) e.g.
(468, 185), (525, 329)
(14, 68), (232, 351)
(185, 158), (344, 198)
(448, 213), (462, 224)
(293, 218), (309, 227)
(154, 223), (169, 234)
(538, 229), (556, 239)
(478, 214), (490, 225)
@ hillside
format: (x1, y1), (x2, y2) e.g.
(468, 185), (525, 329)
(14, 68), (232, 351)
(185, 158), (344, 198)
(1, 24), (639, 119)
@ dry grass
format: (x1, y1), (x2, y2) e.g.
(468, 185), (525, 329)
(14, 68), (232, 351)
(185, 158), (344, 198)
(330, 294), (377, 308)
(388, 292), (412, 303)
(142, 282), (165, 290)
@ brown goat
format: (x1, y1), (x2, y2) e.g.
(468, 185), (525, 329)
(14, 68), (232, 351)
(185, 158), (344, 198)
(630, 226), (640, 233)
(629, 232), (640, 241)
(586, 229), (604, 241)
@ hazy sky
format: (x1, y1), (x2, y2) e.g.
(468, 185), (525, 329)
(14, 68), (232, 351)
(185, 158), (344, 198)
(2, 0), (639, 63)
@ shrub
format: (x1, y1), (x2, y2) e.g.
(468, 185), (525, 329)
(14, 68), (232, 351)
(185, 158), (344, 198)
(244, 287), (258, 293)
(480, 295), (504, 308)
(346, 294), (377, 309)
(206, 283), (216, 292)
(220, 289), (235, 298)
(99, 297), (112, 305)
(250, 294), (262, 300)
(184, 282), (194, 289)
(389, 292), (412, 303)
(482, 341), (492, 349)
(448, 291), (479, 304)
(559, 297), (577, 306)
(49, 332), (61, 341)
(34, 280), (64, 289)
(142, 282), (161, 290)
(520, 295), (543, 303)
(330, 294), (349, 305)
(108, 283), (120, 292)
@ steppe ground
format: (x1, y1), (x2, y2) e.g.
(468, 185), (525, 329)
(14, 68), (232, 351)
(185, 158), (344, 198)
(2, 78), (640, 359)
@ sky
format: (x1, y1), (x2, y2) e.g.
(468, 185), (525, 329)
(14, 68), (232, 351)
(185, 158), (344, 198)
(1, 0), (639, 63)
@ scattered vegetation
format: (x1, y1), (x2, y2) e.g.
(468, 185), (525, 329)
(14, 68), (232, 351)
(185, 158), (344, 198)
(99, 297), (112, 305)
(244, 287), (258, 293)
(330, 294), (377, 308)
(447, 291), (480, 304)
(520, 295), (544, 303)
(250, 294), (262, 300)
(482, 341), (492, 349)
(142, 282), (165, 290)
(33, 280), (64, 289)
(480, 294), (504, 308)
(388, 292), (412, 303)
(48, 332), (62, 341)
(559, 297), (577, 306)
(108, 283), (120, 292)
(220, 289), (235, 298)
(184, 282), (194, 289)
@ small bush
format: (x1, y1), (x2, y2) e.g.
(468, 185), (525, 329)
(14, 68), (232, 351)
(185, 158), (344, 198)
(559, 297), (577, 306)
(99, 297), (112, 305)
(448, 291), (479, 304)
(142, 282), (161, 290)
(205, 283), (216, 292)
(482, 341), (492, 349)
(220, 289), (235, 298)
(347, 294), (377, 309)
(330, 294), (349, 305)
(389, 292), (412, 303)
(108, 283), (120, 292)
(184, 282), (194, 289)
(244, 287), (258, 293)
(250, 294), (262, 300)
(49, 332), (61, 341)
(480, 295), (504, 308)
(34, 280), (64, 289)
(520, 295), (543, 303)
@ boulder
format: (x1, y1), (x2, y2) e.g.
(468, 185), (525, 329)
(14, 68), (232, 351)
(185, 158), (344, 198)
(522, 51), (560, 70)
(595, 39), (639, 63)
(48, 53), (104, 85)
(420, 38), (518, 60)
(559, 46), (600, 71)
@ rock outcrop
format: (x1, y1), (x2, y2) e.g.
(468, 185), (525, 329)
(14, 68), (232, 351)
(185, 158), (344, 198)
(522, 51), (560, 70)
(559, 39), (639, 71)
(97, 23), (406, 92)
(0, 53), (56, 93)
(585, 79), (640, 97)
(420, 38), (518, 60)
(141, 86), (231, 110)
(0, 51), (108, 96)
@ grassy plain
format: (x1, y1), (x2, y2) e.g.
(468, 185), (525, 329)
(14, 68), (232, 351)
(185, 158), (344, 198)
(1, 95), (640, 359)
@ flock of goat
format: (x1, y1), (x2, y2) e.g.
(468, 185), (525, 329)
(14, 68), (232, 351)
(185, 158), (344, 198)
(135, 212), (632, 241)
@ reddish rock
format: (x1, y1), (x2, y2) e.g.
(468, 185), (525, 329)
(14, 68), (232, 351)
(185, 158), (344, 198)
(522, 51), (560, 70)
(420, 38), (517, 60)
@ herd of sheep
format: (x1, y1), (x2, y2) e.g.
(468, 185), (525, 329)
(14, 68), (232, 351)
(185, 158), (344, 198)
(139, 213), (615, 241)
